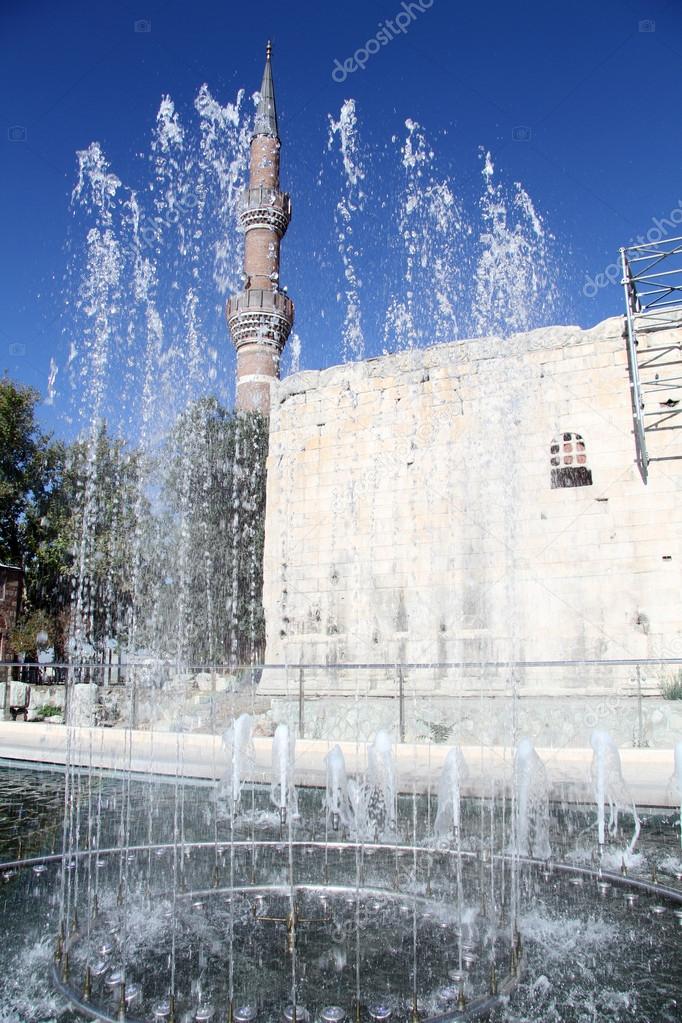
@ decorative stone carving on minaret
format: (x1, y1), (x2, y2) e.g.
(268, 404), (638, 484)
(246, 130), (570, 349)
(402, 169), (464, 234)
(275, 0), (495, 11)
(227, 41), (294, 413)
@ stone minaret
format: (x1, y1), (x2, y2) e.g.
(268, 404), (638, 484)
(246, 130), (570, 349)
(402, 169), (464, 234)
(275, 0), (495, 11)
(227, 42), (294, 413)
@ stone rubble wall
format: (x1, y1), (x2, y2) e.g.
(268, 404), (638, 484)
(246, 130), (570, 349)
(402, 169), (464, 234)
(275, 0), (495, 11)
(3, 678), (681, 750)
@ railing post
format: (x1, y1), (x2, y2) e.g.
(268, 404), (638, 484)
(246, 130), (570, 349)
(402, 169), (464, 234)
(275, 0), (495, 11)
(635, 664), (645, 748)
(397, 664), (405, 743)
(63, 666), (71, 725)
(298, 666), (305, 739)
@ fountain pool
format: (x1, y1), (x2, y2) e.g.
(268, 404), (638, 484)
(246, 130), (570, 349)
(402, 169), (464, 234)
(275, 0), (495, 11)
(1, 738), (681, 1023)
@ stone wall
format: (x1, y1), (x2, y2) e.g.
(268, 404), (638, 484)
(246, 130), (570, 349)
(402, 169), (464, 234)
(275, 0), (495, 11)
(261, 316), (682, 704)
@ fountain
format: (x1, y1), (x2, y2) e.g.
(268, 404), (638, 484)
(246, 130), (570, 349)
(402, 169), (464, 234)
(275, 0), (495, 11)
(325, 746), (351, 834)
(221, 714), (255, 817)
(0, 729), (678, 1023)
(366, 731), (397, 839)
(0, 45), (681, 1023)
(513, 739), (550, 862)
(434, 747), (467, 841)
(271, 723), (297, 828)
(590, 729), (641, 861)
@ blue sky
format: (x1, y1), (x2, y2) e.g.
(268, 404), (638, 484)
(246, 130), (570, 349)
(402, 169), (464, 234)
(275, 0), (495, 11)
(1, 0), (681, 434)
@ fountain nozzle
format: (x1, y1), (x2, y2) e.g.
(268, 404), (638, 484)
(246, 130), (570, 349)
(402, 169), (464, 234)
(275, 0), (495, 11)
(117, 980), (126, 1022)
(83, 965), (92, 1003)
(331, 811), (340, 832)
(279, 806), (287, 827)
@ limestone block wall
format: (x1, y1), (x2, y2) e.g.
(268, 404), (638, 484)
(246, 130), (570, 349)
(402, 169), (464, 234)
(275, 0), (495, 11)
(261, 316), (682, 699)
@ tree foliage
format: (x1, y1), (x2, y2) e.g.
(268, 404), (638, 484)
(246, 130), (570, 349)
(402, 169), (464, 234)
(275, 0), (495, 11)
(2, 378), (145, 659)
(3, 376), (268, 667)
(0, 377), (61, 567)
(10, 608), (57, 661)
(151, 399), (268, 665)
(67, 422), (147, 659)
(1, 377), (70, 655)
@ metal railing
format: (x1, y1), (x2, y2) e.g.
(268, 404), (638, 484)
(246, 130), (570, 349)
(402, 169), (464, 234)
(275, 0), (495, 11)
(2, 657), (681, 746)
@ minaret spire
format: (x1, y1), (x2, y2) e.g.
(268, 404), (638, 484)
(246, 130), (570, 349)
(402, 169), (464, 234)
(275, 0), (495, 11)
(227, 42), (294, 413)
(253, 41), (278, 139)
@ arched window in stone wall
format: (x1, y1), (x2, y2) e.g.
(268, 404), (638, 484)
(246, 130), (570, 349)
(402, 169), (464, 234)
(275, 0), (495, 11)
(550, 432), (593, 489)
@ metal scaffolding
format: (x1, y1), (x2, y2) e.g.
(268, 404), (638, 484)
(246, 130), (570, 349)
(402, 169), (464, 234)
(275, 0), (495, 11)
(620, 235), (682, 482)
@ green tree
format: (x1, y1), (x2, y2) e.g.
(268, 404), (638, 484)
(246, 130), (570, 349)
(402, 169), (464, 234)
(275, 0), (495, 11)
(4, 410), (146, 661)
(21, 441), (72, 647)
(0, 376), (59, 566)
(0, 377), (70, 655)
(2, 377), (267, 668)
(10, 609), (57, 661)
(156, 399), (268, 665)
(67, 422), (148, 660)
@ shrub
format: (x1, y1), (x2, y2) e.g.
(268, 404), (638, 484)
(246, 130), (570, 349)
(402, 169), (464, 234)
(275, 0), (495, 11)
(420, 720), (453, 744)
(35, 704), (63, 719)
(661, 671), (682, 700)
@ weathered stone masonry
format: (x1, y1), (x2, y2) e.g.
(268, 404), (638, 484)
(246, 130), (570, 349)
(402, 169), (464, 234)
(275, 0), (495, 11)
(261, 316), (682, 699)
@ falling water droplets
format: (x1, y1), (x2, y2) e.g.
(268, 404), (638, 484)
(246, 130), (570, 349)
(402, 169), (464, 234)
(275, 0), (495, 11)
(328, 99), (366, 361)
(384, 118), (468, 352)
(64, 85), (254, 669)
(472, 148), (558, 338)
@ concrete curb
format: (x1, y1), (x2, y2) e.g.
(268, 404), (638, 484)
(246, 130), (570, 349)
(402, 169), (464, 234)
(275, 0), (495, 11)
(0, 722), (677, 807)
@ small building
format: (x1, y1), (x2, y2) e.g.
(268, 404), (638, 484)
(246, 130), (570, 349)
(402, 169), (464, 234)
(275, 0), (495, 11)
(0, 564), (23, 663)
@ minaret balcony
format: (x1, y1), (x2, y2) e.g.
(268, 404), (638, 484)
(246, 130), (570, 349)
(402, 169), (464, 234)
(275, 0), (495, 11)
(239, 186), (292, 236)
(226, 288), (294, 349)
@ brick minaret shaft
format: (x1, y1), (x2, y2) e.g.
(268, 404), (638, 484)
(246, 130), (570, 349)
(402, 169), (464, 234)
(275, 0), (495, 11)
(227, 42), (294, 413)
